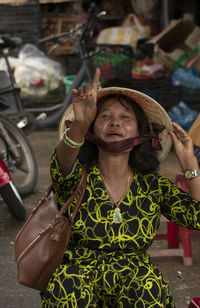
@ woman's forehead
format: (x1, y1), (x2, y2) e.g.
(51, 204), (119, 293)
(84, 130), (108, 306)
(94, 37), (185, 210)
(99, 96), (133, 110)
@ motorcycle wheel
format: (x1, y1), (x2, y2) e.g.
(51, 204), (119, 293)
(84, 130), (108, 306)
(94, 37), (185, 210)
(0, 115), (38, 196)
(0, 181), (26, 220)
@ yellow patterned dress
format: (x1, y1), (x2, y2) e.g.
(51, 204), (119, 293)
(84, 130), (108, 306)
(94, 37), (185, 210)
(41, 153), (200, 308)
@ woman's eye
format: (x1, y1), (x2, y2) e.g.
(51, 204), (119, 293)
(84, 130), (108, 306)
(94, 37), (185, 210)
(101, 114), (110, 118)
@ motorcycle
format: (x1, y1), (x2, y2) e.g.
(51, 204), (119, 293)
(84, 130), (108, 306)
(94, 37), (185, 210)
(0, 114), (38, 219)
(0, 154), (25, 220)
(0, 35), (36, 133)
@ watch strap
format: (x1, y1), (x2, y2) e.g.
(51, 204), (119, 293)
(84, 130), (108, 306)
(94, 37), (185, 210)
(193, 169), (200, 177)
(184, 168), (200, 179)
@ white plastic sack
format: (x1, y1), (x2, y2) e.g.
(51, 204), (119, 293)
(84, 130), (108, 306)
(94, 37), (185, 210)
(0, 56), (20, 72)
(97, 14), (151, 49)
(0, 44), (65, 98)
(18, 43), (46, 59)
(14, 44), (65, 98)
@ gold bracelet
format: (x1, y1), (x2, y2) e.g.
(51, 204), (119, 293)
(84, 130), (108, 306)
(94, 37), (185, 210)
(63, 128), (84, 148)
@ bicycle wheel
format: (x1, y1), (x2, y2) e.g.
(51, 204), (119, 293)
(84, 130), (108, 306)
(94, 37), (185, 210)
(0, 181), (26, 220)
(0, 115), (38, 196)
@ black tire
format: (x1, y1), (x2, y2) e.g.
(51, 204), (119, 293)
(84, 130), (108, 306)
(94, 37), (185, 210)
(0, 115), (38, 196)
(0, 181), (26, 220)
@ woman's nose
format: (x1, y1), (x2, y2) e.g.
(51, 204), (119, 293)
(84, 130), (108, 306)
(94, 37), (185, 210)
(110, 119), (120, 127)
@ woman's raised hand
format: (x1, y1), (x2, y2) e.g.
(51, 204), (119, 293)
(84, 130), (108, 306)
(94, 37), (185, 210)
(72, 68), (101, 128)
(169, 122), (197, 171)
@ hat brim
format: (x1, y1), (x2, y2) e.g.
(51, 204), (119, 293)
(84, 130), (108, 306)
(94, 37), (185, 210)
(58, 87), (173, 161)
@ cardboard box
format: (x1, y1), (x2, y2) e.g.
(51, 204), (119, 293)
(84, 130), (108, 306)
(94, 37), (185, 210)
(149, 15), (200, 69)
(186, 53), (200, 72)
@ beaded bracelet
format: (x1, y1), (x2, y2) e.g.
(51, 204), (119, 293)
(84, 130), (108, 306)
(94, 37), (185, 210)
(63, 128), (84, 149)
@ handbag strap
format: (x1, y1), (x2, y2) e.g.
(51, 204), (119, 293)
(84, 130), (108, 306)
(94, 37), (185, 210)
(60, 166), (87, 224)
(44, 166), (86, 224)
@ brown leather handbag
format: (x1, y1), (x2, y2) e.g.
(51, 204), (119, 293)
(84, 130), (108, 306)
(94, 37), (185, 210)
(14, 167), (86, 291)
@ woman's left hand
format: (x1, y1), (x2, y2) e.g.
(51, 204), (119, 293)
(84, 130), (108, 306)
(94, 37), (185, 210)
(169, 122), (196, 171)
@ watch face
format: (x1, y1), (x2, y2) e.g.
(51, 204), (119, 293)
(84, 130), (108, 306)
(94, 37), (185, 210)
(184, 169), (193, 179)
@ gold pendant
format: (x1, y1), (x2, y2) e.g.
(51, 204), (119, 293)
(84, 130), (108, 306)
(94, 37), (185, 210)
(113, 207), (122, 223)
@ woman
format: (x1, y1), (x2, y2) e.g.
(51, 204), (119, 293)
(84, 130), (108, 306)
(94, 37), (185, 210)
(41, 68), (200, 307)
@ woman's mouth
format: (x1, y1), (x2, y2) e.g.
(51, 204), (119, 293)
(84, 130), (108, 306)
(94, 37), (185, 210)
(107, 131), (123, 139)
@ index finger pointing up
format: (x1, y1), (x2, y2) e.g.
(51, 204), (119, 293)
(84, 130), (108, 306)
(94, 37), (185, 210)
(92, 68), (101, 90)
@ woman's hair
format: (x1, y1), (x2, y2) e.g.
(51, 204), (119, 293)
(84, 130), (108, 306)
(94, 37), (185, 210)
(78, 93), (159, 173)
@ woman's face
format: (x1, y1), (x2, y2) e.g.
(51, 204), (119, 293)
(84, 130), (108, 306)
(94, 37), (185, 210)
(94, 97), (138, 142)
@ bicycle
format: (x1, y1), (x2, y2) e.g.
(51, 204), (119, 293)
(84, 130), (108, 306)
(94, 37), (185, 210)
(37, 3), (134, 128)
(0, 2), (134, 129)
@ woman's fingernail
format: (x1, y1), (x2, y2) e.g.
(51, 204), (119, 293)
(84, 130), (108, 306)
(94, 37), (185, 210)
(81, 95), (85, 99)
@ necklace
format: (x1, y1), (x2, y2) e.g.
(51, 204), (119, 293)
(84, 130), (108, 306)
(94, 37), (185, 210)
(100, 169), (131, 223)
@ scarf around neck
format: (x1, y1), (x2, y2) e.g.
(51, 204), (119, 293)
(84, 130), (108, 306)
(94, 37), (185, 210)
(65, 120), (164, 153)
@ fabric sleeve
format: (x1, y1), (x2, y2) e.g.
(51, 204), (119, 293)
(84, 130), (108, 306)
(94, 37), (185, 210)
(159, 176), (200, 230)
(50, 151), (83, 208)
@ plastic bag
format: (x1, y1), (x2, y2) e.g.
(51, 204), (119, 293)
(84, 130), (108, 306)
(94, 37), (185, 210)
(0, 56), (20, 72)
(171, 67), (200, 89)
(96, 14), (151, 50)
(14, 44), (65, 99)
(131, 0), (160, 21)
(19, 44), (46, 59)
(168, 101), (198, 131)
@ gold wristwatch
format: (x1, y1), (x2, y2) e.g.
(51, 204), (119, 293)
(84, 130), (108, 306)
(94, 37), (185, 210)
(184, 168), (200, 180)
